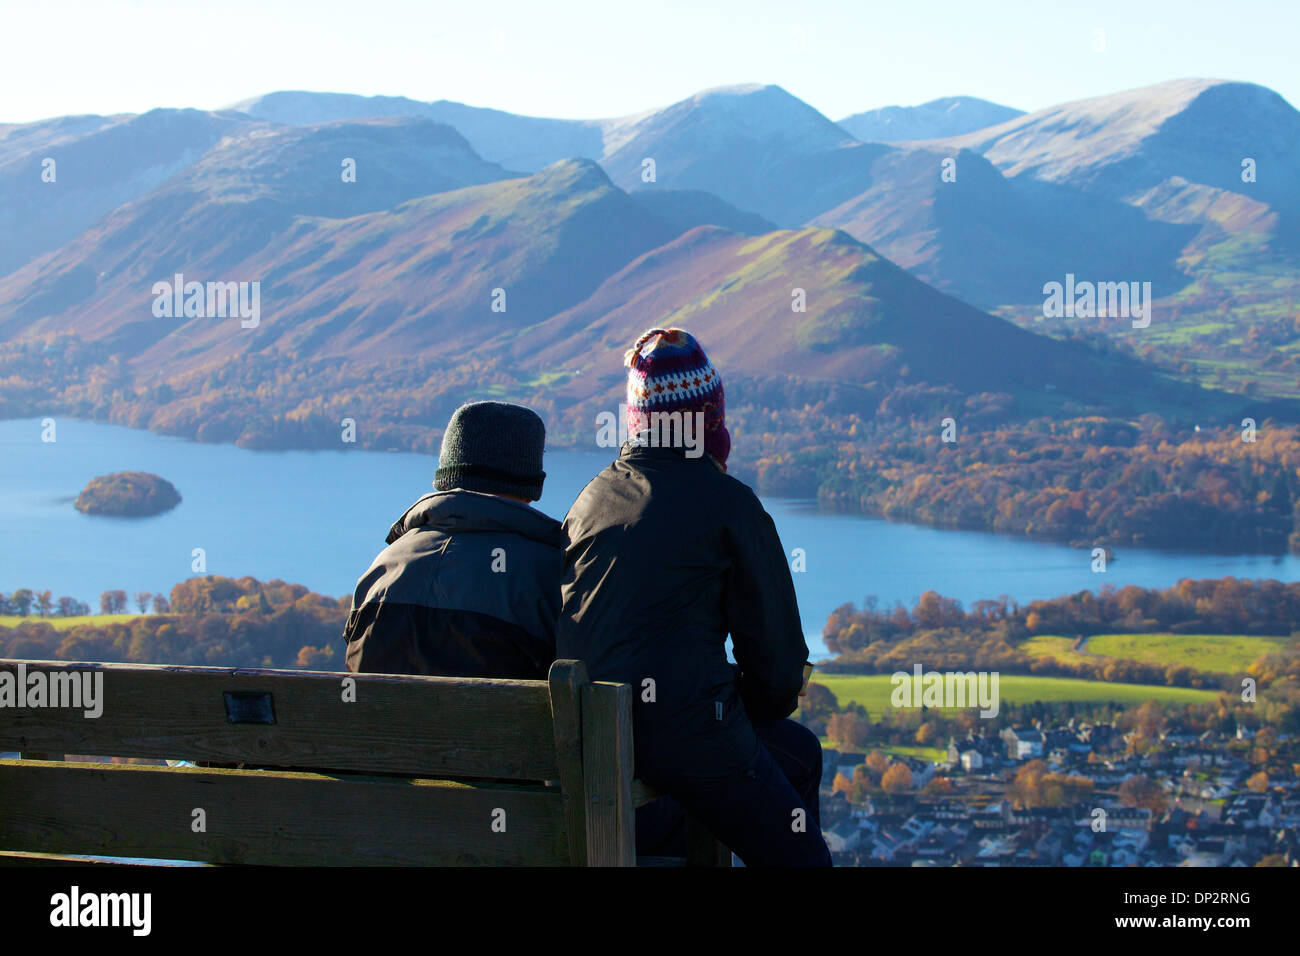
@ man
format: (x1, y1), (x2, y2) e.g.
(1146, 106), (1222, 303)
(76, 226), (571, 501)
(344, 401), (562, 679)
(558, 328), (832, 866)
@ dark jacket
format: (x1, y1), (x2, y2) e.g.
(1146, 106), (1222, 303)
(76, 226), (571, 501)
(557, 443), (809, 779)
(344, 490), (563, 679)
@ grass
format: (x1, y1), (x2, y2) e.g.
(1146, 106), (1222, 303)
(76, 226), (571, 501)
(1021, 633), (1294, 674)
(1021, 635), (1084, 662)
(814, 673), (1219, 719)
(878, 744), (948, 762)
(0, 614), (140, 631)
(814, 740), (949, 764)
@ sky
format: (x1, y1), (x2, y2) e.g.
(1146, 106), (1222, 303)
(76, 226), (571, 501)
(3, 0), (1299, 123)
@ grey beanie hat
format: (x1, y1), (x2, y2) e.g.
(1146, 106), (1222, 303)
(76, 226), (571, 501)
(434, 401), (547, 501)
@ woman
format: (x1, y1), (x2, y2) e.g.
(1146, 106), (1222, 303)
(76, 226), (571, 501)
(557, 328), (831, 866)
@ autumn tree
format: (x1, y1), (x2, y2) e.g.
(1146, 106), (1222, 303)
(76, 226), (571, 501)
(134, 592), (152, 614)
(797, 681), (838, 736)
(99, 590), (127, 614)
(295, 645), (335, 669)
(881, 762), (913, 794)
(827, 711), (871, 751)
(11, 588), (33, 616)
(1010, 759), (1094, 808)
(924, 776), (954, 796)
(169, 577), (243, 615)
(35, 590), (54, 618)
(832, 772), (852, 797)
(1118, 774), (1168, 814)
(1246, 771), (1269, 793)
(865, 749), (891, 779)
(235, 591), (274, 614)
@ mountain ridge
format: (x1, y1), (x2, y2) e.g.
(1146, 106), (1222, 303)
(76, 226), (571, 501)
(838, 96), (1023, 142)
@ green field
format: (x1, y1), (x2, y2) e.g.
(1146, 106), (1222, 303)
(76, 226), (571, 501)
(0, 614), (139, 631)
(1022, 633), (1293, 674)
(814, 740), (948, 762)
(1021, 636), (1084, 662)
(877, 744), (948, 762)
(814, 673), (1219, 719)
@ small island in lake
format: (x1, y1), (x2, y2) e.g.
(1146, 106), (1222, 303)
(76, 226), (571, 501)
(74, 471), (182, 517)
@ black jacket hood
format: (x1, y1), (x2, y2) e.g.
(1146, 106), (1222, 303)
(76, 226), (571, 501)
(386, 489), (563, 548)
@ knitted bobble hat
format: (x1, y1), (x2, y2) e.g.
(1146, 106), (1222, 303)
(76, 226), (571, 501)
(434, 401), (547, 500)
(624, 327), (730, 468)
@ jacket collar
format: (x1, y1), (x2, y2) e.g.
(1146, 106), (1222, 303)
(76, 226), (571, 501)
(618, 438), (726, 473)
(386, 489), (563, 547)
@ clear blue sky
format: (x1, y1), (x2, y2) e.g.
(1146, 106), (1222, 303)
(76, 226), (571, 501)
(4, 0), (1298, 123)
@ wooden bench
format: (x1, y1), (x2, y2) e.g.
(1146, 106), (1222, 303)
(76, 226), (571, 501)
(0, 658), (731, 867)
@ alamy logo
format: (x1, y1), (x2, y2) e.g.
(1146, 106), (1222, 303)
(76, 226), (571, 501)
(1042, 273), (1151, 328)
(0, 663), (103, 718)
(152, 273), (261, 328)
(50, 886), (151, 936)
(890, 664), (1000, 718)
(595, 404), (705, 458)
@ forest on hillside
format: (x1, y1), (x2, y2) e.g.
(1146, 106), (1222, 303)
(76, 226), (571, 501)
(822, 577), (1300, 690)
(0, 576), (347, 670)
(4, 335), (1300, 554)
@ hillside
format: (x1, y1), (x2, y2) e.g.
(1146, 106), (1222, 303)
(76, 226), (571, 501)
(502, 221), (1227, 417)
(0, 108), (251, 277)
(815, 674), (1218, 719)
(806, 145), (1194, 307)
(0, 152), (1262, 431)
(943, 81), (1300, 397)
(0, 116), (514, 349)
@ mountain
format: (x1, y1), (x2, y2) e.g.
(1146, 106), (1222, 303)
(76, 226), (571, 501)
(503, 223), (1228, 420)
(4, 83), (1296, 454)
(597, 84), (887, 225)
(231, 91), (606, 172)
(0, 108), (250, 277)
(228, 81), (1300, 281)
(0, 153), (1259, 430)
(941, 79), (1300, 245)
(233, 84), (877, 224)
(807, 145), (1194, 307)
(0, 158), (697, 371)
(838, 96), (1023, 142)
(817, 79), (1300, 307)
(0, 116), (514, 347)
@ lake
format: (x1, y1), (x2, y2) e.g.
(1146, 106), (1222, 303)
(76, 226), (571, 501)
(4, 417), (1299, 658)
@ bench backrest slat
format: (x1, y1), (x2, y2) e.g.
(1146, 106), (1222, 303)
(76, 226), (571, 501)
(0, 759), (570, 866)
(0, 660), (558, 780)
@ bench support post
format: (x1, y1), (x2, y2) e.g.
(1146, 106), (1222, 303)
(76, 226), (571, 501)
(580, 681), (635, 866)
(548, 660), (589, 866)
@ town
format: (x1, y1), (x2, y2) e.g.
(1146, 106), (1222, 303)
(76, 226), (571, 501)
(817, 717), (1299, 866)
